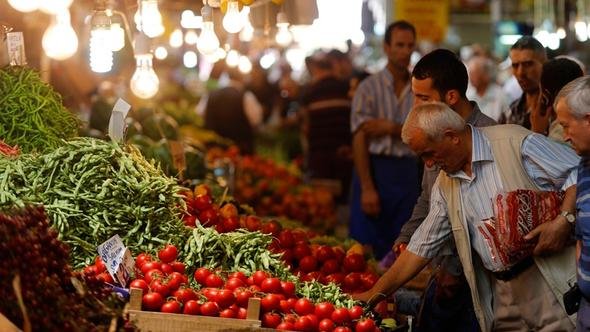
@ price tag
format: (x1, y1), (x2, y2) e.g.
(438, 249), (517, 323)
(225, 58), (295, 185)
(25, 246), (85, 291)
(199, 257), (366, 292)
(6, 32), (26, 66)
(108, 98), (131, 142)
(97, 235), (135, 287)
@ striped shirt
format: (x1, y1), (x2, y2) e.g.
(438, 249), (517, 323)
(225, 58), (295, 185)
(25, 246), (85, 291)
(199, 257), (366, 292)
(350, 68), (414, 157)
(407, 125), (579, 272)
(576, 157), (590, 298)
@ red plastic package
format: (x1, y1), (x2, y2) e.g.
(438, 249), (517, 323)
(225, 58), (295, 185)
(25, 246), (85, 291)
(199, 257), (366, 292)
(0, 140), (19, 157)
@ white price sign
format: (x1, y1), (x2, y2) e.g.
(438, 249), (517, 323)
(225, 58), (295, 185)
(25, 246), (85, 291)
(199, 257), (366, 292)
(97, 235), (135, 287)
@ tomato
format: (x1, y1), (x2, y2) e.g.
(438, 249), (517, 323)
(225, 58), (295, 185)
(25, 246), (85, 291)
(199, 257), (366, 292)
(219, 203), (238, 218)
(314, 302), (335, 319)
(173, 288), (197, 304)
(262, 312), (282, 328)
(279, 299), (294, 314)
(278, 229), (295, 248)
(280, 249), (295, 265)
(94, 256), (106, 273)
(343, 272), (362, 292)
(314, 245), (335, 262)
(97, 272), (114, 283)
(321, 259), (340, 275)
(305, 314), (319, 330)
(141, 261), (162, 275)
(183, 300), (200, 315)
(298, 255), (318, 273)
(343, 254), (366, 273)
(280, 281), (296, 297)
(261, 219), (282, 236)
(194, 267), (212, 286)
(83, 265), (98, 276)
(245, 215), (262, 232)
(333, 326), (352, 332)
(200, 301), (220, 316)
(225, 277), (245, 290)
(260, 293), (281, 312)
(161, 300), (181, 313)
(182, 214), (197, 227)
(261, 277), (282, 294)
(170, 261), (186, 274)
(193, 194), (212, 211)
(360, 272), (379, 291)
(252, 270), (269, 286)
(198, 208), (219, 226)
(215, 289), (236, 309)
(325, 273), (345, 286)
(219, 308), (236, 318)
(294, 298), (315, 316)
(158, 244), (178, 263)
(318, 318), (335, 332)
(294, 316), (313, 331)
(237, 307), (248, 319)
(283, 313), (298, 324)
(234, 288), (253, 307)
(160, 263), (173, 275)
(194, 184), (211, 197)
(205, 273), (225, 288)
(293, 244), (312, 260)
(150, 279), (170, 297)
(304, 271), (321, 282)
(348, 305), (364, 320)
(331, 307), (351, 324)
(202, 288), (219, 301)
(222, 216), (240, 232)
(355, 318), (376, 332)
(167, 272), (185, 291)
(228, 271), (248, 282)
(276, 322), (295, 331)
(130, 279), (149, 294)
(332, 246), (346, 263)
(144, 269), (163, 283)
(135, 253), (152, 268)
(142, 292), (164, 311)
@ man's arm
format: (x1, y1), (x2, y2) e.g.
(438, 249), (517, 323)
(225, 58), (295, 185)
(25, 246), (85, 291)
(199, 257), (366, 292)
(352, 128), (380, 217)
(352, 250), (430, 304)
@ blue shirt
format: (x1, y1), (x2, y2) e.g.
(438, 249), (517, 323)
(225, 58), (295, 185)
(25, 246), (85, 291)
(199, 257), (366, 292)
(350, 68), (414, 157)
(576, 157), (590, 298)
(407, 126), (579, 272)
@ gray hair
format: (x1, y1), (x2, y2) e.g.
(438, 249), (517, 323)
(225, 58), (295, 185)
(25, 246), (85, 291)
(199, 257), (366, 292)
(401, 102), (466, 143)
(468, 55), (496, 79)
(554, 75), (590, 119)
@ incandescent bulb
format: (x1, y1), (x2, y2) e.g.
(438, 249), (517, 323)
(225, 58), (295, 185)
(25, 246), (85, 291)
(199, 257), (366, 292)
(7, 0), (39, 12)
(225, 49), (239, 67)
(170, 28), (184, 48)
(239, 20), (254, 42)
(38, 0), (73, 14)
(110, 23), (125, 51)
(183, 51), (198, 68)
(42, 10), (78, 60)
(130, 54), (159, 99)
(154, 46), (168, 60)
(197, 21), (220, 55)
(275, 25), (292, 47)
(222, 0), (244, 33)
(184, 30), (199, 45)
(238, 55), (252, 74)
(135, 0), (164, 38)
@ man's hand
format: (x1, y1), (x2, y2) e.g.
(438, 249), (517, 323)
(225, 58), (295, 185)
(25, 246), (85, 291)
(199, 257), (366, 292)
(524, 216), (572, 255)
(361, 188), (380, 217)
(352, 289), (385, 307)
(361, 119), (395, 138)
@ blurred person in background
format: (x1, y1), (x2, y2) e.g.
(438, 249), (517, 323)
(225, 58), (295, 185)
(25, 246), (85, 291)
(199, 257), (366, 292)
(530, 57), (583, 142)
(326, 48), (355, 81)
(500, 36), (547, 128)
(246, 63), (279, 123)
(349, 20), (419, 260)
(466, 55), (510, 122)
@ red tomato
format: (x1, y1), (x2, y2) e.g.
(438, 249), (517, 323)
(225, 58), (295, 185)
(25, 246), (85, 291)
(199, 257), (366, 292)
(294, 316), (313, 331)
(142, 292), (164, 311)
(321, 259), (340, 275)
(234, 288), (253, 307)
(331, 307), (351, 324)
(348, 305), (364, 320)
(182, 214), (197, 227)
(83, 265), (98, 276)
(314, 245), (335, 262)
(194, 267), (212, 285)
(205, 273), (225, 288)
(293, 244), (312, 260)
(183, 300), (200, 315)
(245, 215), (262, 232)
(260, 293), (281, 312)
(201, 288), (219, 302)
(279, 299), (293, 314)
(167, 272), (186, 291)
(150, 279), (170, 297)
(158, 244), (178, 263)
(193, 194), (212, 211)
(343, 254), (366, 273)
(299, 255), (318, 273)
(294, 298), (315, 316)
(135, 253), (152, 268)
(333, 326), (352, 332)
(96, 272), (114, 283)
(252, 270), (269, 286)
(343, 272), (362, 292)
(225, 277), (245, 290)
(215, 289), (236, 309)
(160, 263), (174, 275)
(222, 216), (240, 232)
(305, 314), (319, 330)
(278, 229), (295, 248)
(161, 300), (181, 313)
(141, 261), (162, 275)
(262, 312), (282, 328)
(170, 261), (186, 274)
(94, 256), (106, 273)
(173, 288), (197, 304)
(355, 318), (376, 332)
(261, 219), (282, 236)
(314, 302), (335, 319)
(360, 272), (379, 291)
(318, 318), (335, 332)
(228, 271), (248, 282)
(325, 273), (345, 286)
(280, 280), (296, 297)
(332, 247), (346, 263)
(280, 249), (295, 265)
(219, 308), (236, 318)
(237, 307), (248, 319)
(144, 269), (163, 283)
(198, 208), (219, 226)
(261, 277), (282, 294)
(276, 322), (295, 331)
(200, 301), (220, 316)
(130, 279), (149, 294)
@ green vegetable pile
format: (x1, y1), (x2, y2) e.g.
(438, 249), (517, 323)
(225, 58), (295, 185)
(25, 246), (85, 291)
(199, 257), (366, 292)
(0, 66), (79, 153)
(0, 137), (188, 267)
(297, 281), (356, 308)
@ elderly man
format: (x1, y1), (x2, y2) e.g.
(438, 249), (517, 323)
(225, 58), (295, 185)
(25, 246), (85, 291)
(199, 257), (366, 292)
(555, 76), (590, 331)
(355, 102), (579, 331)
(466, 55), (510, 122)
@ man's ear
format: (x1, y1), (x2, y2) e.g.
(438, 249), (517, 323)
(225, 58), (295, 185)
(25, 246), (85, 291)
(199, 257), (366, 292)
(444, 90), (460, 106)
(443, 129), (460, 144)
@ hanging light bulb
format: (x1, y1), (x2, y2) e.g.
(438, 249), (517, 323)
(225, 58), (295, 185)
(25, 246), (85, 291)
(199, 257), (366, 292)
(89, 10), (113, 73)
(222, 0), (244, 33)
(38, 0), (73, 14)
(135, 0), (165, 38)
(42, 10), (78, 60)
(170, 28), (184, 48)
(575, 21), (588, 42)
(110, 23), (125, 51)
(7, 0), (39, 12)
(184, 30), (199, 45)
(238, 55), (252, 74)
(197, 6), (220, 55)
(226, 49), (239, 67)
(154, 46), (168, 60)
(130, 34), (159, 99)
(239, 7), (254, 42)
(275, 12), (292, 47)
(183, 51), (198, 68)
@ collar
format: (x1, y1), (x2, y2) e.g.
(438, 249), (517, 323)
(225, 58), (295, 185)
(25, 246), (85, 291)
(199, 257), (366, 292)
(465, 101), (483, 124)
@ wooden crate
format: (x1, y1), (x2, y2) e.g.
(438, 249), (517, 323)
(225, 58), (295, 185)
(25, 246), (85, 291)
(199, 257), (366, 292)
(128, 288), (265, 332)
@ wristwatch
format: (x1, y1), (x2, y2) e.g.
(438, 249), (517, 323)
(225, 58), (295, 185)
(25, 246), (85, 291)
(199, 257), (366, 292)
(560, 210), (576, 224)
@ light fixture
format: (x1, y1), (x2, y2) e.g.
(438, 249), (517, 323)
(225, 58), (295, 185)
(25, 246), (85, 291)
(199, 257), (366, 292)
(42, 10), (78, 60)
(239, 6), (254, 42)
(184, 30), (199, 45)
(110, 23), (126, 51)
(238, 55), (252, 74)
(225, 49), (239, 67)
(38, 0), (73, 14)
(130, 33), (159, 99)
(135, 0), (165, 38)
(275, 12), (292, 47)
(89, 9), (113, 73)
(7, 0), (39, 12)
(575, 21), (588, 42)
(154, 46), (168, 60)
(222, 0), (244, 33)
(170, 28), (184, 48)
(183, 51), (198, 68)
(197, 5), (220, 55)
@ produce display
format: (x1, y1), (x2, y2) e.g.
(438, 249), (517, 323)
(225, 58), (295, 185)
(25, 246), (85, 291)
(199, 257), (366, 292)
(0, 66), (79, 153)
(0, 137), (187, 268)
(0, 206), (130, 331)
